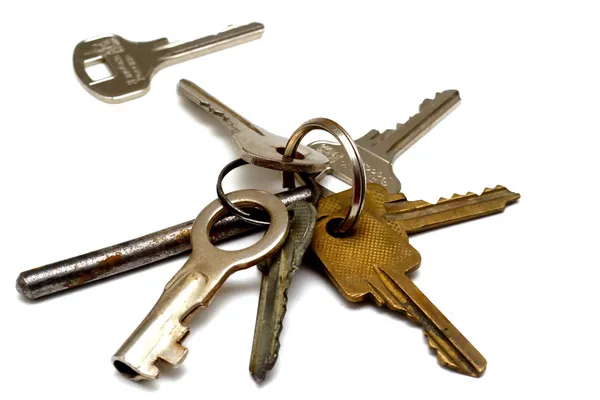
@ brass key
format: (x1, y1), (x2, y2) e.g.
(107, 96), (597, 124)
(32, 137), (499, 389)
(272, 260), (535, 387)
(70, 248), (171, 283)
(312, 184), (519, 376)
(312, 208), (486, 377)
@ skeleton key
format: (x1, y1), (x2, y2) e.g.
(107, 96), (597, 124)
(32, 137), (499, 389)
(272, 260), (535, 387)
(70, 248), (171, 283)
(112, 189), (289, 381)
(74, 23), (264, 103)
(250, 201), (317, 382)
(312, 208), (487, 377)
(309, 90), (460, 193)
(178, 79), (329, 173)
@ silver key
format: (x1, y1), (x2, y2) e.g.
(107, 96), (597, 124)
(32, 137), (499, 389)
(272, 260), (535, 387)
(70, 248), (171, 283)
(178, 79), (329, 173)
(309, 90), (461, 193)
(112, 189), (289, 381)
(74, 22), (264, 103)
(249, 201), (317, 382)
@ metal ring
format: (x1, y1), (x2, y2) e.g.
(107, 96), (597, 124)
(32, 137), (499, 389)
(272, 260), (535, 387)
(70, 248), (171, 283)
(216, 159), (270, 226)
(281, 118), (366, 234)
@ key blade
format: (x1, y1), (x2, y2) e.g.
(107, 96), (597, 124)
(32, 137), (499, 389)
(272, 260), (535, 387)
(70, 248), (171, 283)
(385, 185), (520, 234)
(373, 266), (487, 377)
(155, 23), (264, 67)
(250, 202), (317, 382)
(355, 90), (461, 164)
(178, 78), (260, 134)
(179, 79), (329, 173)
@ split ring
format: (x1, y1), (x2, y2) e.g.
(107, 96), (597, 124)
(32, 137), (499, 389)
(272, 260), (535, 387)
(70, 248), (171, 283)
(281, 118), (366, 234)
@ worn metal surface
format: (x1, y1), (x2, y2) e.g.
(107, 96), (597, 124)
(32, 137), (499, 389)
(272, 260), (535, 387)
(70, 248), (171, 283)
(313, 183), (520, 377)
(74, 23), (264, 103)
(112, 190), (289, 381)
(249, 202), (317, 382)
(16, 186), (314, 299)
(178, 79), (330, 173)
(309, 90), (460, 193)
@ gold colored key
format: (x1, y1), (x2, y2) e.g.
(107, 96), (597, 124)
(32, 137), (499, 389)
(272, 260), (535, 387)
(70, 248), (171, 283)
(317, 183), (520, 235)
(313, 184), (519, 377)
(312, 209), (486, 377)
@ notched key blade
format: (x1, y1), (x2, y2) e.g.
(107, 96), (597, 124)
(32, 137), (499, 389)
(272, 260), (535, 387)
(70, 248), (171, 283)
(250, 202), (317, 382)
(374, 266), (487, 377)
(385, 185), (520, 234)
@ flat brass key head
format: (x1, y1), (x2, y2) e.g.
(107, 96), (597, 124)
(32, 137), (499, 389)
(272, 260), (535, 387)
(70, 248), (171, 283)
(73, 35), (168, 103)
(312, 208), (421, 303)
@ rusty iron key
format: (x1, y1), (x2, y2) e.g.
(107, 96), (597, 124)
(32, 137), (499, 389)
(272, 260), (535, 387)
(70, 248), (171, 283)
(16, 186), (314, 299)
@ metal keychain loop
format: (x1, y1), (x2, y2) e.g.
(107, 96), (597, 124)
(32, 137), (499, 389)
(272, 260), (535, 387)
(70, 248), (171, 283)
(216, 159), (270, 226)
(281, 118), (366, 234)
(216, 159), (322, 226)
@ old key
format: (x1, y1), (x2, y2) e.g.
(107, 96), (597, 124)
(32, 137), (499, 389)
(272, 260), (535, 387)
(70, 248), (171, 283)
(112, 189), (289, 380)
(309, 90), (460, 193)
(249, 201), (317, 382)
(74, 23), (264, 103)
(179, 79), (330, 173)
(313, 208), (486, 377)
(313, 183), (520, 377)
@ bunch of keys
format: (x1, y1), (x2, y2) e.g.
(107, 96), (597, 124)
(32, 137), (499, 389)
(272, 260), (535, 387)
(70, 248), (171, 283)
(17, 73), (520, 381)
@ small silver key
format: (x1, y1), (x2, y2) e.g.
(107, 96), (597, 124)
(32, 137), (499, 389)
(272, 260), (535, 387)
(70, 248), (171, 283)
(309, 90), (460, 193)
(178, 79), (330, 173)
(74, 22), (264, 103)
(249, 201), (317, 382)
(112, 189), (289, 381)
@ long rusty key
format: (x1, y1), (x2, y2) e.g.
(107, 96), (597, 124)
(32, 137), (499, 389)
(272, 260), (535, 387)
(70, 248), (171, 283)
(73, 23), (264, 103)
(313, 184), (519, 376)
(112, 189), (289, 381)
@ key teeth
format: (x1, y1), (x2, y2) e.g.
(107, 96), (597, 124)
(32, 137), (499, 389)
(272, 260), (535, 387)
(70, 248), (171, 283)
(424, 333), (483, 377)
(419, 89), (461, 112)
(434, 186), (519, 205)
(160, 342), (188, 367)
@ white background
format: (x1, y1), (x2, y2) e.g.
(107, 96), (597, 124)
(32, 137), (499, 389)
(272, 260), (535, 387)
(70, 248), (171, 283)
(2, 1), (599, 398)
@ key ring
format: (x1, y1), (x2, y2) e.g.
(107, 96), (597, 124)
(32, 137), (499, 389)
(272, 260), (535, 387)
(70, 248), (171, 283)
(216, 159), (321, 226)
(281, 118), (366, 234)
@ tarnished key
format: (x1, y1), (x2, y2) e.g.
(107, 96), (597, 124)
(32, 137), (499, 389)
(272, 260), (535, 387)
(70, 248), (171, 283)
(178, 79), (329, 173)
(16, 185), (315, 299)
(112, 189), (289, 381)
(314, 183), (519, 376)
(309, 90), (460, 193)
(249, 201), (317, 382)
(74, 23), (264, 103)
(312, 207), (487, 377)
(317, 183), (520, 235)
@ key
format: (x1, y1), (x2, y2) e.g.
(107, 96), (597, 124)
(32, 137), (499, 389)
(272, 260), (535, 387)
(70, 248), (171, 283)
(312, 207), (487, 377)
(74, 23), (264, 103)
(112, 189), (289, 381)
(16, 185), (315, 299)
(309, 90), (460, 193)
(313, 183), (519, 376)
(316, 183), (520, 235)
(249, 201), (317, 382)
(178, 79), (329, 173)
